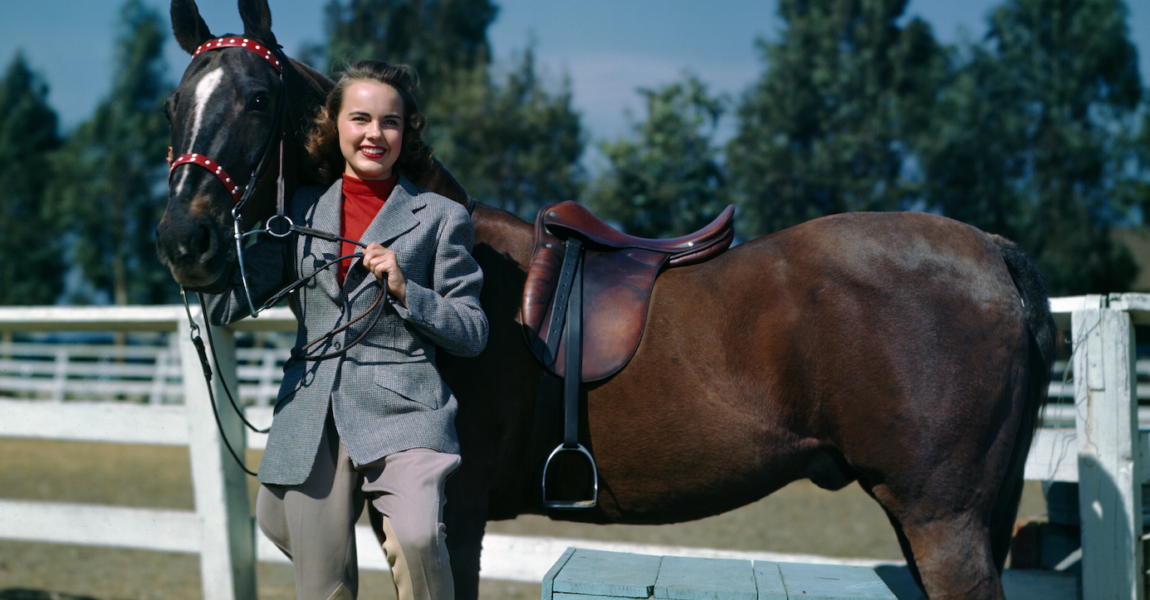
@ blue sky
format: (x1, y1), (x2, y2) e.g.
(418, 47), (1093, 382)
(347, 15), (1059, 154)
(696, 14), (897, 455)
(2, 0), (1148, 150)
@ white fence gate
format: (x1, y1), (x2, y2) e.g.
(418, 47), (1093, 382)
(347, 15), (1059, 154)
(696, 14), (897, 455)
(2, 296), (1149, 599)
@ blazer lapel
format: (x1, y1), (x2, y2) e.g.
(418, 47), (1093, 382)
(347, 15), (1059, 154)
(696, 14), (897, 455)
(345, 176), (424, 299)
(307, 179), (344, 303)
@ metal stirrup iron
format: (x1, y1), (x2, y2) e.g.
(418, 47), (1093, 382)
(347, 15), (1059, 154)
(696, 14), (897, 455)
(542, 237), (598, 509)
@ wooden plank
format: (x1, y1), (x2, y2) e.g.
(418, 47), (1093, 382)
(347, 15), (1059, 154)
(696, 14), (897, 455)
(541, 547), (576, 600)
(654, 556), (756, 600)
(777, 562), (896, 600)
(180, 319), (257, 600)
(0, 398), (189, 445)
(0, 499), (200, 553)
(0, 305), (185, 332)
(752, 562), (788, 600)
(554, 588), (653, 593)
(1072, 308), (1144, 600)
(1025, 428), (1079, 482)
(552, 549), (661, 598)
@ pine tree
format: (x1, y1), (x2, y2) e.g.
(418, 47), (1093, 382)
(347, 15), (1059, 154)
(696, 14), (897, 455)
(48, 0), (174, 305)
(587, 76), (726, 238)
(428, 48), (584, 217)
(314, 0), (498, 108)
(314, 0), (584, 216)
(0, 53), (63, 305)
(920, 0), (1142, 295)
(726, 0), (945, 238)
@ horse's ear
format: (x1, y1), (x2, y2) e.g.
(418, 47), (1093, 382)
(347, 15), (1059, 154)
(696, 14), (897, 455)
(171, 0), (214, 55)
(238, 0), (278, 47)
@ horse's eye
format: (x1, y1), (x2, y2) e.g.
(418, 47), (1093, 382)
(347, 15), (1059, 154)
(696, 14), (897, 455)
(250, 94), (270, 112)
(163, 102), (171, 122)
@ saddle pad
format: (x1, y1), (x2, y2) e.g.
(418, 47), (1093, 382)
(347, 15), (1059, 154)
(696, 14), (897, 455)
(523, 214), (667, 382)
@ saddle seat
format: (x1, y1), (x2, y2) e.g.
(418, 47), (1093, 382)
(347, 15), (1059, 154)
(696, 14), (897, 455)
(542, 201), (736, 266)
(522, 201), (735, 381)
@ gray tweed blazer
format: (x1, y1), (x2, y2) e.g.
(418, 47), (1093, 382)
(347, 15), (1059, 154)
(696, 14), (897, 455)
(205, 176), (488, 486)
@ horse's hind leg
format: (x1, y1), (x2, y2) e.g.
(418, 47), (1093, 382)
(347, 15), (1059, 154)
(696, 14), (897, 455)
(871, 485), (1005, 600)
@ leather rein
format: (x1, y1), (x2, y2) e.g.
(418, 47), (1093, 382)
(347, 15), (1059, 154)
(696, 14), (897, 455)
(169, 38), (387, 475)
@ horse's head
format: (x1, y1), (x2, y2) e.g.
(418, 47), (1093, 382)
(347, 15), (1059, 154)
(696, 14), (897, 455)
(156, 0), (328, 292)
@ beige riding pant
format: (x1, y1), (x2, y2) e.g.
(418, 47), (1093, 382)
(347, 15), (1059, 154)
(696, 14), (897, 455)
(256, 416), (461, 600)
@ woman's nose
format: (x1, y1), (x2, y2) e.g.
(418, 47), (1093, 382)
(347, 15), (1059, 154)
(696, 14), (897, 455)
(365, 122), (382, 139)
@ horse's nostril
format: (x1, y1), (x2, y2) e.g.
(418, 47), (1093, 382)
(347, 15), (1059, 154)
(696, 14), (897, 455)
(194, 223), (219, 264)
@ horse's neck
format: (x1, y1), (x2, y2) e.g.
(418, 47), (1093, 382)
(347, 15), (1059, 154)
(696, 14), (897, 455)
(472, 204), (535, 268)
(413, 157), (471, 207)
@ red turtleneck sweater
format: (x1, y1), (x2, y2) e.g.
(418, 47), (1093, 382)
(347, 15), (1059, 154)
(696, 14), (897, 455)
(339, 173), (398, 284)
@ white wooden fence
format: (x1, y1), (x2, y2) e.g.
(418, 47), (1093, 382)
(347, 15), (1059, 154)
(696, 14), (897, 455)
(0, 297), (1147, 599)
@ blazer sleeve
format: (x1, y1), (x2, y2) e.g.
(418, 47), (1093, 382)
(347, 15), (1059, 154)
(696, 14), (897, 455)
(394, 202), (489, 357)
(202, 234), (292, 327)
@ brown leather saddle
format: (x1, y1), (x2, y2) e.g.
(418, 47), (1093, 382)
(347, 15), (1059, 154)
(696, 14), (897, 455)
(522, 200), (735, 381)
(520, 201), (735, 509)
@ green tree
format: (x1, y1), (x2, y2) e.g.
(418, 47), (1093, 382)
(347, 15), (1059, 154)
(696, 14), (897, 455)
(726, 0), (945, 238)
(49, 0), (174, 305)
(313, 0), (584, 216)
(428, 49), (584, 217)
(919, 0), (1142, 295)
(312, 0), (498, 108)
(0, 53), (63, 305)
(587, 76), (726, 238)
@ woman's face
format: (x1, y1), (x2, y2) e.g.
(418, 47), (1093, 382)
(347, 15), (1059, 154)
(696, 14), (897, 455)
(337, 80), (405, 180)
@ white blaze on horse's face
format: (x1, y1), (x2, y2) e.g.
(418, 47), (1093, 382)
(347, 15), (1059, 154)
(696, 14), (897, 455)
(174, 66), (226, 196)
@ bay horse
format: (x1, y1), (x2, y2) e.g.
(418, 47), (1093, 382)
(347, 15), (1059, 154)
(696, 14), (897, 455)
(155, 1), (1058, 598)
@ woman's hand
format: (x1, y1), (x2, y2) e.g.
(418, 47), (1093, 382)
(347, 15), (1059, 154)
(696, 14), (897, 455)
(362, 242), (407, 306)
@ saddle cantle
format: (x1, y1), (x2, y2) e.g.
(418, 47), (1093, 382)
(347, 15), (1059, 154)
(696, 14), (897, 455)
(522, 201), (735, 381)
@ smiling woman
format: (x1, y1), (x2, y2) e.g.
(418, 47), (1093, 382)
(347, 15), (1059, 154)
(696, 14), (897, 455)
(202, 56), (488, 600)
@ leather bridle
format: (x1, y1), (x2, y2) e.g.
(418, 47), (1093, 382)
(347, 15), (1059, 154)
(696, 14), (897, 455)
(170, 37), (388, 362)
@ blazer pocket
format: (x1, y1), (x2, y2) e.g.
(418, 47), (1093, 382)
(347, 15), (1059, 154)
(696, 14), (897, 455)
(373, 364), (447, 410)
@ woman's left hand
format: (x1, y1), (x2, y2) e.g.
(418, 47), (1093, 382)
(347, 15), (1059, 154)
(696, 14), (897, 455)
(362, 243), (407, 306)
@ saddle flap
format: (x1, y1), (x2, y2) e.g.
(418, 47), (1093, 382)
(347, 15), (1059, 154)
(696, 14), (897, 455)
(522, 201), (733, 382)
(523, 203), (668, 381)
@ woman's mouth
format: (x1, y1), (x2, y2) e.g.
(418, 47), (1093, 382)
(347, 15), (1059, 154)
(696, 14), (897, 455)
(360, 146), (385, 159)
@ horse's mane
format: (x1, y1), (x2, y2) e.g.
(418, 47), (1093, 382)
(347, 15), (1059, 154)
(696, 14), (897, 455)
(291, 59), (335, 93)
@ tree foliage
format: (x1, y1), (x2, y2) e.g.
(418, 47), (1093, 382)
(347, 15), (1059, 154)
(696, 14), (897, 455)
(0, 54), (63, 305)
(727, 0), (946, 238)
(587, 76), (727, 238)
(48, 0), (175, 305)
(313, 0), (584, 217)
(918, 0), (1143, 295)
(312, 0), (498, 109)
(429, 49), (584, 217)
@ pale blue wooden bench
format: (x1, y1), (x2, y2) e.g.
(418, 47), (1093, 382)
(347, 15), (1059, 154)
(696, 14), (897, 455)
(541, 548), (897, 600)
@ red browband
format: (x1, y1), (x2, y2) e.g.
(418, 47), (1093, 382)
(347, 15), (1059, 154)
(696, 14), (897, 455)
(192, 37), (282, 73)
(168, 37), (284, 203)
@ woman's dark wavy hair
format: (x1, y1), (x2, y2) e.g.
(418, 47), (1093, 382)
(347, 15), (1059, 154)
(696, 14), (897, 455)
(304, 60), (433, 185)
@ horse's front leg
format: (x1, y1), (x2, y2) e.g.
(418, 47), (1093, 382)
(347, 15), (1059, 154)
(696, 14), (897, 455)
(443, 476), (489, 600)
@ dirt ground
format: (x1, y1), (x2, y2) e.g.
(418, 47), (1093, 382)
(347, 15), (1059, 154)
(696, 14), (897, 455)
(0, 438), (1049, 600)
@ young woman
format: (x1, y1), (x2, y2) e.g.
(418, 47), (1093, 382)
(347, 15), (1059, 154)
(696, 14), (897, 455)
(205, 60), (487, 600)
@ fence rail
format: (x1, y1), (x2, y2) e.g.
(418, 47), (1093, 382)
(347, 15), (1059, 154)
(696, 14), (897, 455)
(0, 297), (1146, 599)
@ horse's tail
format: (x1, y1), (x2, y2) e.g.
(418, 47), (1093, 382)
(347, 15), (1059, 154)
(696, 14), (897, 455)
(987, 234), (1061, 570)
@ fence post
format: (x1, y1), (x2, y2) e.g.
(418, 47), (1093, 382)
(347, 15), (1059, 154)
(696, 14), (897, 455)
(178, 308), (257, 600)
(1073, 301), (1144, 600)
